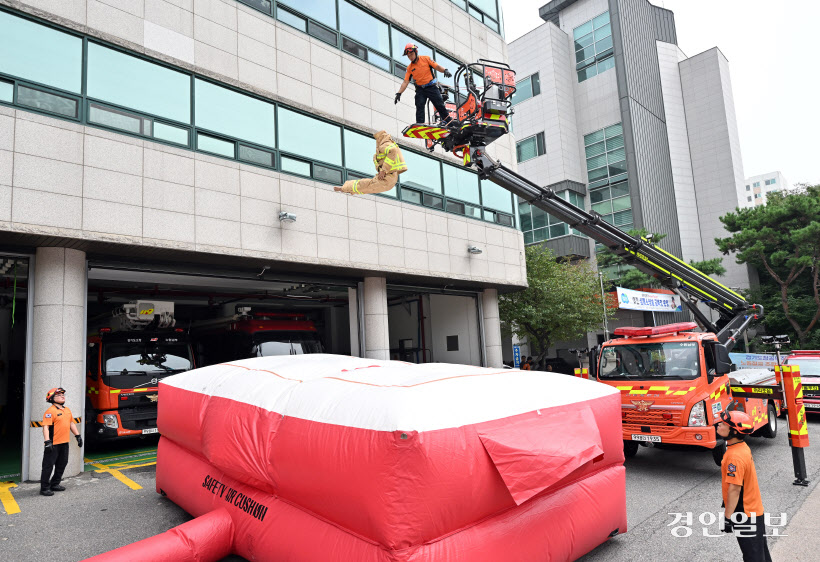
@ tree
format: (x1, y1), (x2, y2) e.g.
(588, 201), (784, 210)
(499, 246), (616, 366)
(716, 185), (820, 347)
(597, 228), (725, 289)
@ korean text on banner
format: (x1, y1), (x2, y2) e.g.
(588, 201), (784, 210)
(616, 287), (682, 313)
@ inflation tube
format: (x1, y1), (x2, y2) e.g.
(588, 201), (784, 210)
(83, 508), (234, 562)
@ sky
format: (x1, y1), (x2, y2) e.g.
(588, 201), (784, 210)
(499, 0), (820, 186)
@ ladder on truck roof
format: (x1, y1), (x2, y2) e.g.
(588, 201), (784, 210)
(403, 59), (760, 350)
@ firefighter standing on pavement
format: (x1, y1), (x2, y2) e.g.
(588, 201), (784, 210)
(394, 44), (453, 125)
(40, 387), (82, 496)
(716, 410), (772, 562)
(334, 130), (407, 195)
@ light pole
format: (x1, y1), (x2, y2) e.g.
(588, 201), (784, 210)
(598, 271), (610, 340)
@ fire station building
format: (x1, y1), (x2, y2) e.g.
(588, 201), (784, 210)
(0, 0), (521, 482)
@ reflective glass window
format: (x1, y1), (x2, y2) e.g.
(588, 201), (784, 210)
(443, 164), (480, 205)
(89, 103), (151, 135)
(434, 52), (460, 90)
(279, 0), (336, 28)
(574, 12), (614, 83)
(343, 129), (376, 174)
(471, 0), (498, 19)
(281, 156), (311, 177)
(314, 164), (343, 184)
(277, 7), (307, 31)
(0, 80), (14, 103)
(239, 0), (272, 15)
(88, 43), (191, 124)
(17, 85), (77, 118)
(401, 151), (442, 194)
(154, 122), (189, 146)
(0, 11), (82, 93)
(339, 1), (389, 55)
(197, 133), (235, 158)
(238, 145), (274, 167)
(391, 28), (433, 61)
(481, 178), (512, 213)
(278, 108), (342, 166)
(195, 79), (275, 148)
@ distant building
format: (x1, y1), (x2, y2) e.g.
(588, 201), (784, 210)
(742, 171), (791, 207)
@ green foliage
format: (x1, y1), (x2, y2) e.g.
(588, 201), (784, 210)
(500, 246), (616, 363)
(716, 185), (820, 346)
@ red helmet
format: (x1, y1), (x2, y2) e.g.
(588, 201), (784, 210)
(46, 387), (66, 403)
(403, 43), (418, 56)
(719, 410), (754, 435)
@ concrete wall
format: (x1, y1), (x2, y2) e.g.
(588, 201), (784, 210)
(680, 48), (753, 290)
(0, 0), (526, 288)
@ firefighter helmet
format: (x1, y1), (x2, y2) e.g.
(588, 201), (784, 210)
(719, 410), (754, 436)
(403, 43), (418, 56)
(46, 387), (66, 403)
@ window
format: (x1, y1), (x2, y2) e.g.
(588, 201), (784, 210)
(754, 193), (762, 199)
(197, 133), (235, 158)
(0, 79), (12, 103)
(448, 0), (500, 33)
(747, 196), (752, 202)
(343, 129), (395, 198)
(195, 79), (276, 148)
(391, 28), (433, 65)
(765, 178), (776, 186)
(0, 11), (82, 93)
(585, 123), (631, 230)
(753, 181), (761, 187)
(746, 185), (750, 191)
(239, 0), (272, 15)
(574, 12), (613, 83)
(511, 73), (540, 105)
(519, 192), (586, 244)
(278, 0), (336, 29)
(88, 43), (191, 124)
(17, 85), (78, 118)
(481, 178), (513, 214)
(278, 108), (342, 166)
(516, 132), (545, 163)
(339, 1), (390, 71)
(401, 150), (442, 194)
(433, 52), (460, 91)
(443, 164), (481, 205)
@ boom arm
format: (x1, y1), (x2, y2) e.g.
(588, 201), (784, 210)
(467, 148), (759, 348)
(403, 59), (760, 348)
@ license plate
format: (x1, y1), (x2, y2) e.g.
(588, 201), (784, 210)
(805, 403), (820, 409)
(142, 428), (159, 434)
(631, 434), (661, 442)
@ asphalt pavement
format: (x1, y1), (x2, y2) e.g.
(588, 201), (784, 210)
(1, 416), (818, 561)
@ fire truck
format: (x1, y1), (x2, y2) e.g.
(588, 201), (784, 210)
(192, 307), (324, 366)
(784, 350), (820, 412)
(86, 301), (194, 440)
(403, 59), (781, 465)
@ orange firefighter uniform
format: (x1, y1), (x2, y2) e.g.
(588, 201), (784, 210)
(335, 131), (407, 195)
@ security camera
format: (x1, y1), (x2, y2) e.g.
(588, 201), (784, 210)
(278, 211), (297, 223)
(467, 245), (483, 255)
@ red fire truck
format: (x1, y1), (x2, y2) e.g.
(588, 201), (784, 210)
(192, 307), (324, 366)
(86, 301), (194, 440)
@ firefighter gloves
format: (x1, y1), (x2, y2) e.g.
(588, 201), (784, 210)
(443, 69), (452, 78)
(394, 92), (401, 104)
(722, 516), (734, 533)
(44, 439), (53, 451)
(76, 435), (83, 447)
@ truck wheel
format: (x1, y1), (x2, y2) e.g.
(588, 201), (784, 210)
(624, 440), (639, 458)
(712, 440), (726, 466)
(758, 402), (778, 439)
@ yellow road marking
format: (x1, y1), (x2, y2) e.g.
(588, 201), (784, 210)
(91, 460), (155, 490)
(84, 448), (157, 464)
(0, 481), (21, 515)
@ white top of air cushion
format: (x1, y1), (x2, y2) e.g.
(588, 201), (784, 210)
(162, 354), (617, 432)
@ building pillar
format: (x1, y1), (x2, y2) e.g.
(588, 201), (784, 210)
(482, 288), (503, 368)
(27, 247), (86, 481)
(363, 277), (389, 360)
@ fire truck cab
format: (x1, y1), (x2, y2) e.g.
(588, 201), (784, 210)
(595, 322), (780, 463)
(192, 307), (324, 366)
(784, 350), (820, 412)
(86, 301), (194, 440)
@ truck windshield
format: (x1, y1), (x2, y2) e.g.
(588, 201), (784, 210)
(599, 341), (700, 380)
(785, 358), (820, 377)
(252, 331), (323, 356)
(105, 343), (193, 375)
